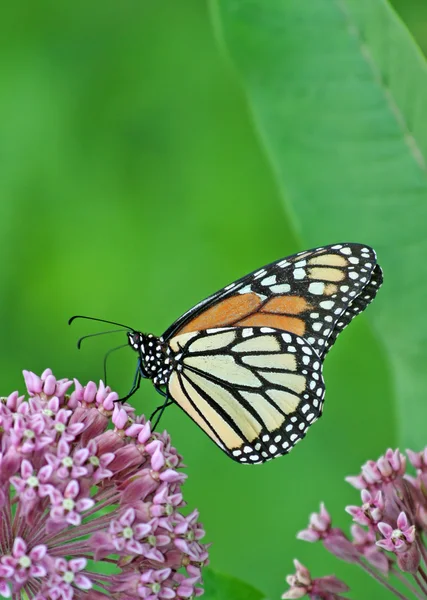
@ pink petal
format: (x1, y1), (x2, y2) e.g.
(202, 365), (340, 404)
(138, 422), (152, 444)
(13, 537), (27, 557)
(30, 564), (47, 578)
(397, 512), (409, 531)
(0, 581), (11, 597)
(66, 511), (81, 526)
(74, 574), (93, 590)
(113, 406), (128, 429)
(84, 381), (98, 403)
(69, 558), (87, 572)
(120, 507), (136, 527)
(29, 544), (47, 561)
(21, 459), (33, 479)
(76, 497), (95, 511)
(377, 522), (393, 538)
(65, 480), (79, 499)
(44, 375), (57, 396)
(296, 529), (320, 542)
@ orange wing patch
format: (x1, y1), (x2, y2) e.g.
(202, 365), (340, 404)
(178, 293), (262, 335)
(177, 292), (311, 337)
(261, 296), (312, 315)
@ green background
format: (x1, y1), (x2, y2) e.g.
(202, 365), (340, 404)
(0, 1), (426, 599)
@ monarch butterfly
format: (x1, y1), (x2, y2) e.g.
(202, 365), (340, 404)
(71, 243), (382, 465)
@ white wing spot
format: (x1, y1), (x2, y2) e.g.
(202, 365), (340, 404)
(288, 345), (297, 353)
(302, 355), (310, 365)
(310, 312), (319, 319)
(309, 282), (325, 295)
(232, 450), (242, 457)
(238, 284), (252, 295)
(282, 441), (289, 449)
(349, 271), (359, 280)
(242, 328), (253, 338)
(262, 434), (270, 442)
(302, 346), (313, 355)
(261, 275), (277, 286)
(312, 322), (322, 332)
(294, 260), (307, 268)
(340, 285), (349, 292)
(307, 337), (315, 345)
(349, 257), (359, 264)
(243, 446), (252, 454)
(290, 433), (298, 441)
(294, 268), (306, 280)
(269, 444), (278, 454)
(278, 259), (290, 267)
(282, 333), (292, 343)
(307, 413), (315, 421)
(339, 247), (352, 255)
(319, 300), (334, 310)
(254, 269), (267, 279)
(270, 283), (291, 293)
(331, 244), (343, 249)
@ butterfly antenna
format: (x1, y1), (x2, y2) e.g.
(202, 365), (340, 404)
(76, 329), (126, 350)
(103, 343), (128, 384)
(68, 315), (134, 330)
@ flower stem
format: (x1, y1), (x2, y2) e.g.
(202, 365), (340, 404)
(358, 558), (411, 600)
(413, 573), (427, 597)
(392, 569), (425, 600)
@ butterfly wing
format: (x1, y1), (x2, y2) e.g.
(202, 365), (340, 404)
(167, 327), (324, 464)
(162, 243), (382, 358)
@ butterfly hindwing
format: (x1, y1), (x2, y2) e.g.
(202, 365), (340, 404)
(167, 327), (325, 464)
(162, 243), (381, 359)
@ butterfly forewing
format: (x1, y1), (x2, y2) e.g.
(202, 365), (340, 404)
(162, 243), (381, 359)
(167, 327), (324, 464)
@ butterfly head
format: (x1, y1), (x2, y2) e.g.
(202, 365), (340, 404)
(127, 330), (145, 353)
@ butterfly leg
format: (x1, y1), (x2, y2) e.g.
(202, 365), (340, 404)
(150, 392), (174, 430)
(115, 364), (142, 403)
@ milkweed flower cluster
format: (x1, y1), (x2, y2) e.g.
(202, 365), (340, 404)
(283, 448), (427, 599)
(0, 369), (208, 599)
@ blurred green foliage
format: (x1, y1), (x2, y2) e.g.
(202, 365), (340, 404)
(0, 1), (425, 599)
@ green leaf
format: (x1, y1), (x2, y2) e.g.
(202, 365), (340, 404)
(213, 0), (427, 449)
(203, 568), (266, 600)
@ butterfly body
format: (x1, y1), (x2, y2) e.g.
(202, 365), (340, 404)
(120, 243), (383, 465)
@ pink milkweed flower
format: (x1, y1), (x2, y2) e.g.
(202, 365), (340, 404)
(0, 369), (208, 599)
(297, 503), (332, 542)
(346, 449), (406, 491)
(282, 559), (349, 599)
(292, 447), (427, 596)
(345, 489), (384, 526)
(377, 511), (416, 553)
